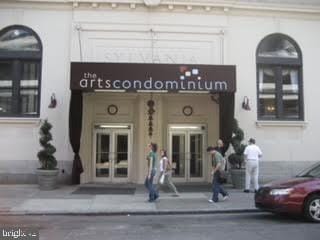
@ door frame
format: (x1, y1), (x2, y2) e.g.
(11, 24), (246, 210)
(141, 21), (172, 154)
(92, 123), (133, 183)
(168, 124), (207, 182)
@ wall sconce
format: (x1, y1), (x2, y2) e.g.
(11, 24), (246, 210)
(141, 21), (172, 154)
(242, 96), (251, 111)
(48, 93), (57, 109)
(210, 93), (219, 104)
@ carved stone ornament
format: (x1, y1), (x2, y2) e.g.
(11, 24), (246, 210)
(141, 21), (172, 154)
(147, 100), (155, 138)
(107, 104), (118, 115)
(144, 0), (161, 7)
(182, 106), (193, 116)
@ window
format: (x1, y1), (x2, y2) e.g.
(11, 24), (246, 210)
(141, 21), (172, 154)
(0, 25), (42, 117)
(256, 33), (303, 120)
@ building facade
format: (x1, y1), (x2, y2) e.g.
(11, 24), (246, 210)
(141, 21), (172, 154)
(0, 0), (320, 184)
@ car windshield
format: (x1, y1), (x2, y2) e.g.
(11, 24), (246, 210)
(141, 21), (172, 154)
(296, 162), (320, 178)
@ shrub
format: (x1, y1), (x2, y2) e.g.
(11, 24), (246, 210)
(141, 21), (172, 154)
(228, 119), (247, 169)
(37, 119), (57, 170)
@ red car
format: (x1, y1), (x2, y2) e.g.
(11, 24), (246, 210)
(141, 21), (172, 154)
(255, 162), (320, 222)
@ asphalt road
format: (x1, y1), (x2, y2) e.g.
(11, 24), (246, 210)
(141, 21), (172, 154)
(0, 213), (319, 240)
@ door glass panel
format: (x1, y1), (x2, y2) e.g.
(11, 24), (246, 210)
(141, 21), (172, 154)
(114, 134), (128, 178)
(190, 134), (203, 178)
(171, 134), (185, 178)
(96, 133), (110, 178)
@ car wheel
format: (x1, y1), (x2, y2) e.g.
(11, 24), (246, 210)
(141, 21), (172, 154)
(304, 195), (320, 223)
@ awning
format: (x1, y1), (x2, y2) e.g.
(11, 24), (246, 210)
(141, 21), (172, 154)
(69, 62), (236, 184)
(70, 62), (236, 93)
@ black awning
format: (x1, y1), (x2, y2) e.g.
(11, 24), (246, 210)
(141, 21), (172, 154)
(70, 62), (236, 93)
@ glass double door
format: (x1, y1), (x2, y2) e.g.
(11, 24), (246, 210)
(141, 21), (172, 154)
(169, 127), (206, 182)
(94, 128), (131, 182)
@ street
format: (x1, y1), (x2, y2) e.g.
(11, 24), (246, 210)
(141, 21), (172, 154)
(0, 213), (319, 240)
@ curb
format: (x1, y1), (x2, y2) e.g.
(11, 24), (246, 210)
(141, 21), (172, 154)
(0, 209), (261, 216)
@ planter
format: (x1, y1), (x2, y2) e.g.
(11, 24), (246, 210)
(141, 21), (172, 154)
(230, 168), (246, 189)
(36, 169), (59, 190)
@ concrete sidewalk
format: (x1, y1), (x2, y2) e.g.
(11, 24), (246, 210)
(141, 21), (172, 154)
(0, 184), (259, 215)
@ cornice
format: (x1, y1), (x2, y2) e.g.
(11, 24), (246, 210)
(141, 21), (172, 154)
(1, 0), (320, 15)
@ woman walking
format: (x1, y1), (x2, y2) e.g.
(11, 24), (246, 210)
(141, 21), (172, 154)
(144, 143), (159, 202)
(158, 149), (179, 197)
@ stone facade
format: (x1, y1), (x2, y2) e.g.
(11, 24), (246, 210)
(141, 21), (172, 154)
(0, 0), (320, 184)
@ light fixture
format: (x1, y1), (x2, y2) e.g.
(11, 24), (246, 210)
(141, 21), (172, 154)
(130, 3), (136, 9)
(73, 2), (79, 8)
(97, 125), (130, 129)
(48, 93), (57, 108)
(91, 2), (98, 8)
(266, 105), (275, 112)
(242, 96), (251, 111)
(170, 126), (202, 130)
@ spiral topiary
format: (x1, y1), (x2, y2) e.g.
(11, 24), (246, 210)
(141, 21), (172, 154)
(228, 118), (247, 169)
(37, 119), (57, 170)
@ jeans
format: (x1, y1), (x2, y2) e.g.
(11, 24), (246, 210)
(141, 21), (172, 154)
(144, 169), (159, 201)
(211, 171), (228, 202)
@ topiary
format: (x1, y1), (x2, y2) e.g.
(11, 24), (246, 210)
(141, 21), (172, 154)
(228, 118), (247, 169)
(37, 119), (57, 170)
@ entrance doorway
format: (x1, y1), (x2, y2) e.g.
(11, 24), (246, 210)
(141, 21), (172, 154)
(168, 125), (206, 182)
(93, 125), (132, 183)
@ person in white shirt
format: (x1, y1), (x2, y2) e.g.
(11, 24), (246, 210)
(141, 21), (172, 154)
(243, 138), (262, 193)
(158, 149), (179, 196)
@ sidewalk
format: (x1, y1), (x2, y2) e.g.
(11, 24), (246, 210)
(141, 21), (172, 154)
(0, 184), (259, 215)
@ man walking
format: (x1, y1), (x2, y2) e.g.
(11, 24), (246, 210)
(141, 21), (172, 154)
(243, 138), (262, 193)
(207, 146), (229, 203)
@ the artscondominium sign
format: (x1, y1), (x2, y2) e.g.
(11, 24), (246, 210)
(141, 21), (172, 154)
(70, 62), (236, 93)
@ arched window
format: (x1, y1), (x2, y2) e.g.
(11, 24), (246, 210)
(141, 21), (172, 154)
(0, 25), (42, 117)
(256, 33), (303, 120)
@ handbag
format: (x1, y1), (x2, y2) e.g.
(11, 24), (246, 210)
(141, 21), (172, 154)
(217, 170), (227, 184)
(159, 173), (165, 184)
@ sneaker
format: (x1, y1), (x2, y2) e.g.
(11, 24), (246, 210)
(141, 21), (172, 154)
(222, 195), (229, 201)
(243, 189), (250, 193)
(172, 194), (180, 197)
(208, 199), (214, 203)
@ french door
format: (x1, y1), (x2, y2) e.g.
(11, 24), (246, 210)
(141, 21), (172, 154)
(93, 125), (131, 183)
(169, 125), (206, 182)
